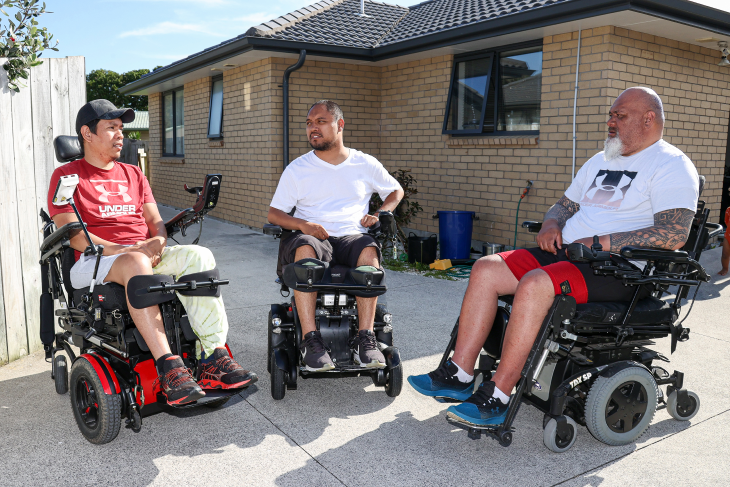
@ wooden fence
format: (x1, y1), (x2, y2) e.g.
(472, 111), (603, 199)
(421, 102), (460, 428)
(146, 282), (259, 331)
(0, 56), (85, 365)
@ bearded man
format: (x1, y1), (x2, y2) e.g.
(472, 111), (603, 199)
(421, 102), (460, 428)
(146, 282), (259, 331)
(408, 87), (699, 427)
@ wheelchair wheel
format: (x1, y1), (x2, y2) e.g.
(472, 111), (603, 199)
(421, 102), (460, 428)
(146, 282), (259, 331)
(267, 311), (273, 373)
(666, 390), (700, 421)
(270, 352), (286, 400)
(69, 358), (122, 444)
(385, 364), (403, 398)
(585, 366), (658, 446)
(543, 416), (578, 453)
(54, 355), (68, 395)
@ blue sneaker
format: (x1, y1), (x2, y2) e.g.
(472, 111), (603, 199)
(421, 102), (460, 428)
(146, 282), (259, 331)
(446, 381), (509, 426)
(407, 360), (474, 401)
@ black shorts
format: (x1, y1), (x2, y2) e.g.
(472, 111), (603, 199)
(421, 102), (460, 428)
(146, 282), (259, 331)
(277, 231), (381, 276)
(499, 247), (641, 304)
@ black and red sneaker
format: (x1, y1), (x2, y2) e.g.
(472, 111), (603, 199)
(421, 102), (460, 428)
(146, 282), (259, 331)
(155, 356), (206, 405)
(197, 347), (258, 390)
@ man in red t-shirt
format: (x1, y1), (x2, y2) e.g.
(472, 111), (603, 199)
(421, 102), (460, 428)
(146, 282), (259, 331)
(48, 100), (256, 405)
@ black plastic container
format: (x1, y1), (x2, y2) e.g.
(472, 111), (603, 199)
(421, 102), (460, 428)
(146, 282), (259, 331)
(408, 233), (437, 264)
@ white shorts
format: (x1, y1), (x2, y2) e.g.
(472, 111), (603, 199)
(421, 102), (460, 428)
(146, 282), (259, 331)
(70, 253), (123, 289)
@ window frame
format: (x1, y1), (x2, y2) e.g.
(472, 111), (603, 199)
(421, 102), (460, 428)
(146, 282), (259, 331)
(442, 40), (543, 137)
(207, 75), (224, 139)
(162, 87), (185, 157)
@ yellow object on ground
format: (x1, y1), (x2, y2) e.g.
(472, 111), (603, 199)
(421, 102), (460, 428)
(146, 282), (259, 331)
(429, 259), (452, 270)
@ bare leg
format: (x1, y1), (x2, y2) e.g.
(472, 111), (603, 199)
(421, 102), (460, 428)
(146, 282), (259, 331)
(491, 269), (555, 394)
(355, 247), (379, 331)
(105, 252), (171, 360)
(292, 245), (319, 335)
(451, 256), (519, 374)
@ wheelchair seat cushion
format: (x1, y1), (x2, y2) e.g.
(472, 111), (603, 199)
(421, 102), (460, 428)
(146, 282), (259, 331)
(573, 296), (677, 325)
(73, 283), (128, 311)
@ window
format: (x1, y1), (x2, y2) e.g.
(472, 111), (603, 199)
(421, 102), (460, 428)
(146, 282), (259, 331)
(443, 43), (542, 135)
(208, 76), (224, 138)
(163, 88), (184, 156)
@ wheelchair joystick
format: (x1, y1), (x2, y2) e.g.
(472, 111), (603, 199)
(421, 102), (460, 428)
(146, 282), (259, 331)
(591, 235), (602, 252)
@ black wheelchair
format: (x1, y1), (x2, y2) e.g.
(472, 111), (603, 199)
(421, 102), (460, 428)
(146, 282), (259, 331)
(40, 135), (242, 444)
(438, 178), (723, 452)
(263, 212), (403, 400)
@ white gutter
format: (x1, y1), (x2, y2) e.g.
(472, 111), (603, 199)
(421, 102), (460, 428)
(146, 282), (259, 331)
(571, 28), (582, 180)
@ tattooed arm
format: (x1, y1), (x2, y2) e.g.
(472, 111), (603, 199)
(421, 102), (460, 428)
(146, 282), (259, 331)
(536, 196), (581, 254)
(608, 208), (695, 252)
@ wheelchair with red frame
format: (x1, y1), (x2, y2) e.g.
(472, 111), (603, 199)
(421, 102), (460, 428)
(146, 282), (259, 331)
(438, 176), (724, 452)
(39, 135), (244, 444)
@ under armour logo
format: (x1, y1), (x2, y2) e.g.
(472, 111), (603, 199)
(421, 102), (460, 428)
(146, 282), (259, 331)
(91, 179), (132, 203)
(581, 170), (637, 208)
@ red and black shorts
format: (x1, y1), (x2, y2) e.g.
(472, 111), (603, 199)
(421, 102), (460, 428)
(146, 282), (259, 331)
(499, 247), (638, 304)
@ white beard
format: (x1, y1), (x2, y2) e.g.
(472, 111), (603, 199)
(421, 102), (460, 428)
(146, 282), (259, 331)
(603, 135), (624, 161)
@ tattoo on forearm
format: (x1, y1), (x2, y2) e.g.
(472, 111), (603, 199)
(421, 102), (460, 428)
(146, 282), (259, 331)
(544, 196), (581, 228)
(609, 208), (695, 251)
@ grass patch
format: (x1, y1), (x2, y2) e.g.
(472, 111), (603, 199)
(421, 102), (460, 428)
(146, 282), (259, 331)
(382, 258), (459, 281)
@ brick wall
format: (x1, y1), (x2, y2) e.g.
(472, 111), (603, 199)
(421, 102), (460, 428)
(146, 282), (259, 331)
(146, 26), (730, 247)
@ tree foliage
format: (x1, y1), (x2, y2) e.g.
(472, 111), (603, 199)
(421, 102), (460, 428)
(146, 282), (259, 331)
(86, 68), (150, 111)
(0, 0), (58, 92)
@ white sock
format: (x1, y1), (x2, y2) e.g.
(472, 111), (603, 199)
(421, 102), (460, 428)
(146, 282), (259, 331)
(452, 361), (474, 383)
(493, 386), (510, 404)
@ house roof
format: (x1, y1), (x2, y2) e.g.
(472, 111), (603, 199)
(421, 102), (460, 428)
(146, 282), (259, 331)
(123, 111), (149, 131)
(120, 0), (730, 96)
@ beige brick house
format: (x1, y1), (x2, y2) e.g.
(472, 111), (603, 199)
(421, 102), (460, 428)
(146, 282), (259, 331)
(120, 0), (730, 249)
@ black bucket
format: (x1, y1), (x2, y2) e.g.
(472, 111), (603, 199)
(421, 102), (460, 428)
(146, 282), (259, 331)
(408, 233), (437, 264)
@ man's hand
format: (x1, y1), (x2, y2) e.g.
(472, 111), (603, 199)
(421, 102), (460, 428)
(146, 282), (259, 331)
(300, 221), (329, 240)
(121, 236), (166, 267)
(536, 220), (563, 255)
(361, 213), (379, 228)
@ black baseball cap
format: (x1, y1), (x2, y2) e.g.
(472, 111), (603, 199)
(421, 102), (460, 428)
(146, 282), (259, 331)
(75, 99), (135, 134)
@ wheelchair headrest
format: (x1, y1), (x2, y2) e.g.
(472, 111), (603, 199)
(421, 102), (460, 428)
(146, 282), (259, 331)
(54, 135), (83, 163)
(698, 175), (705, 198)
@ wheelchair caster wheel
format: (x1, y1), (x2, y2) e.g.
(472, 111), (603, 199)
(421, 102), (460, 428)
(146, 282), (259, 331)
(270, 352), (287, 400)
(385, 363), (403, 398)
(666, 390), (700, 421)
(125, 409), (142, 433)
(543, 416), (577, 453)
(54, 355), (68, 395)
(498, 431), (512, 447)
(467, 428), (481, 440)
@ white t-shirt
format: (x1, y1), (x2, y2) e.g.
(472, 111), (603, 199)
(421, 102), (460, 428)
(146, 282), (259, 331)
(270, 149), (402, 237)
(562, 140), (699, 244)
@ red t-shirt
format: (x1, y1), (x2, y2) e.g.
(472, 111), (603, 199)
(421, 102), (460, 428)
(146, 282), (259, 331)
(47, 159), (156, 254)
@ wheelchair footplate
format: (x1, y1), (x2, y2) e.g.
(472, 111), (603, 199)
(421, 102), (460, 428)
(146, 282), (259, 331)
(446, 415), (514, 445)
(155, 388), (242, 409)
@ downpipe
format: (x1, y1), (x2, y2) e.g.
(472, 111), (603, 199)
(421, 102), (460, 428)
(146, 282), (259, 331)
(283, 50), (307, 169)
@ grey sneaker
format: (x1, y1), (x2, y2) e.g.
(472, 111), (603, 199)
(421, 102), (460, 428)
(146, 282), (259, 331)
(300, 331), (335, 372)
(351, 330), (386, 368)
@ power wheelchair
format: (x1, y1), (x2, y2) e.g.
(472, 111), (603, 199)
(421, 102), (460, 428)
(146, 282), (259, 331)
(263, 212), (403, 400)
(39, 135), (240, 444)
(437, 178), (724, 452)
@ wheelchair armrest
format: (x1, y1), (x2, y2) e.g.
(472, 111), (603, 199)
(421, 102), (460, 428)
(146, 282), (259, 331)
(164, 208), (195, 236)
(620, 247), (689, 263)
(264, 224), (283, 237)
(705, 223), (724, 239)
(40, 222), (85, 253)
(522, 221), (542, 233)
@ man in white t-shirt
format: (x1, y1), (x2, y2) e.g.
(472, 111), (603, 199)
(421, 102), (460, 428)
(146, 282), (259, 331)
(268, 100), (404, 372)
(409, 87), (699, 427)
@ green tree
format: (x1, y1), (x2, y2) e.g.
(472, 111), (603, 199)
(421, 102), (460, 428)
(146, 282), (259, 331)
(0, 0), (59, 92)
(86, 68), (150, 110)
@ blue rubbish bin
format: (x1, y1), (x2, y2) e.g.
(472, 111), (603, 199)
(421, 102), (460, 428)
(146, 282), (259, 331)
(436, 211), (475, 260)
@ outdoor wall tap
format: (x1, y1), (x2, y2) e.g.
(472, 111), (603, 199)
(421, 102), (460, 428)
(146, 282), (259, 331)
(283, 49), (307, 169)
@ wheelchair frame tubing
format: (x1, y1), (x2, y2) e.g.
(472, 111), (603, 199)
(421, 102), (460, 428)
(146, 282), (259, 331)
(497, 295), (576, 439)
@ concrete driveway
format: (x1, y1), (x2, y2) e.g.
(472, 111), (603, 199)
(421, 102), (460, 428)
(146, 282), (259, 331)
(1, 205), (728, 486)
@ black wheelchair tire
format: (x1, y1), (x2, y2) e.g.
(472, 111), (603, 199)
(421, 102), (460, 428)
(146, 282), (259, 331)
(270, 352), (286, 400)
(69, 358), (122, 444)
(385, 363), (403, 397)
(585, 366), (657, 446)
(267, 311), (273, 373)
(54, 355), (68, 395)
